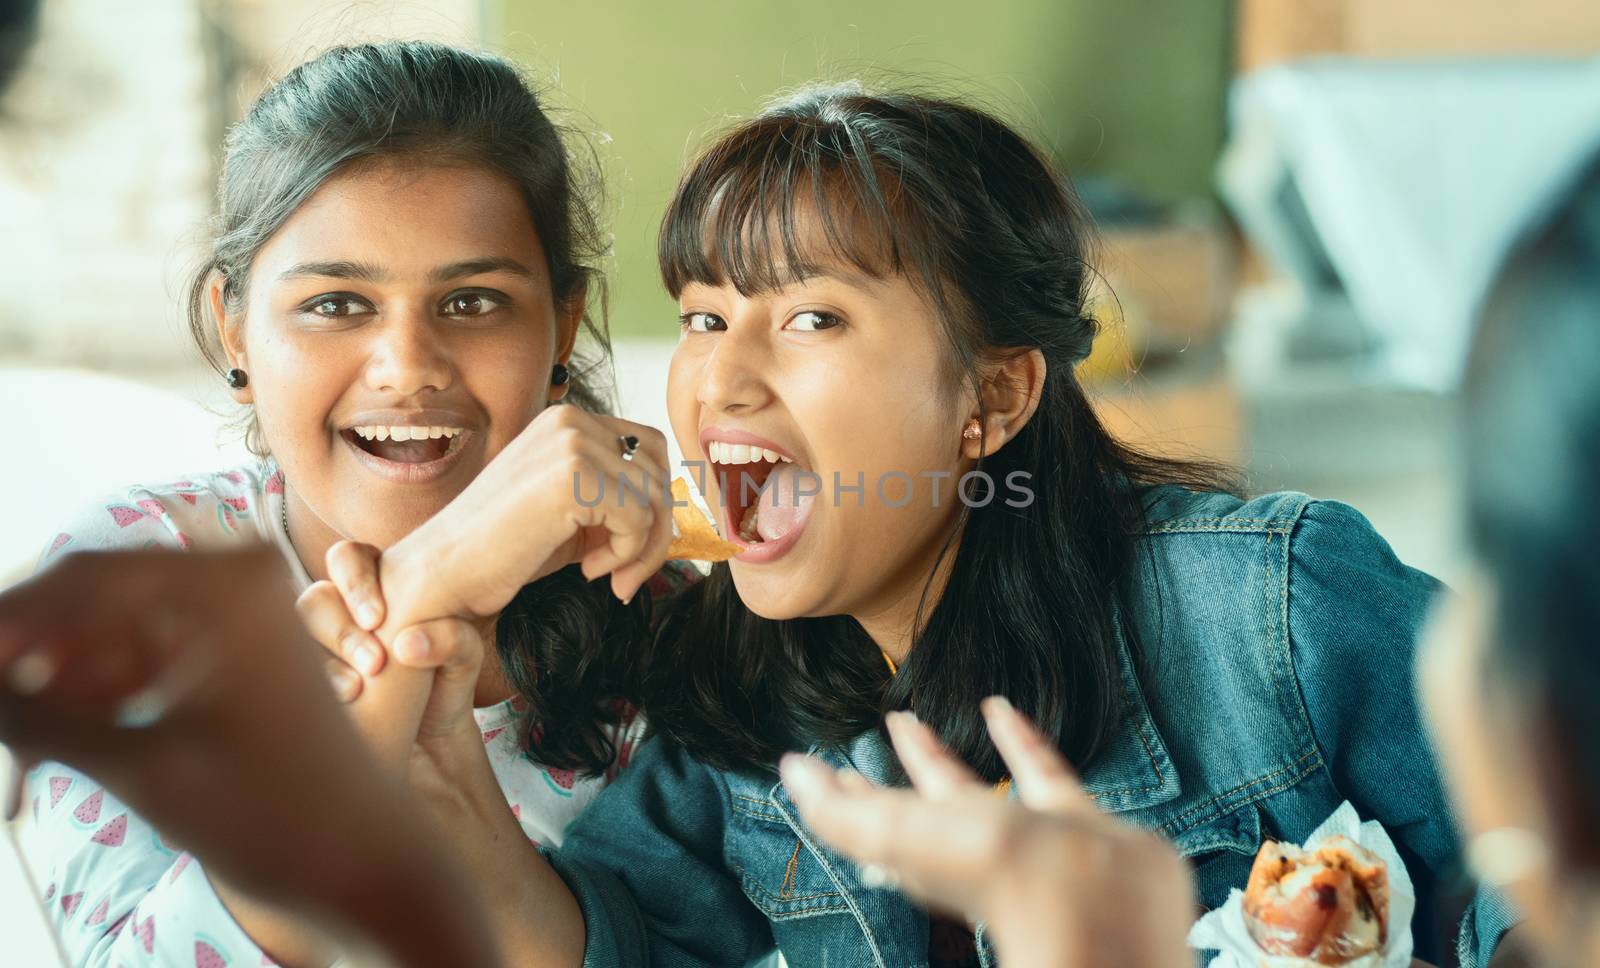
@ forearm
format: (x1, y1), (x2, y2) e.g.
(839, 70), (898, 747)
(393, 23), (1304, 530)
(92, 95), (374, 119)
(419, 743), (586, 967)
(379, 525), (475, 630)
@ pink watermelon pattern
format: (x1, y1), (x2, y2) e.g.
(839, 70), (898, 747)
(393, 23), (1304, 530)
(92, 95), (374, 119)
(542, 767), (576, 797)
(221, 471), (245, 485)
(180, 493), (198, 505)
(265, 470), (285, 495)
(48, 776), (71, 808)
(73, 789), (103, 824)
(43, 882), (55, 903)
(91, 814), (128, 846)
(135, 914), (156, 954)
(106, 910), (131, 938)
(108, 505), (147, 527)
(47, 532), (72, 556)
(482, 726), (506, 744)
(85, 897), (109, 927)
(196, 937), (229, 967)
(60, 891), (83, 917)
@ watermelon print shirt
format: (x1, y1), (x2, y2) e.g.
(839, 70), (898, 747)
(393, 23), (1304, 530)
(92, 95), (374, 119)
(17, 461), (654, 967)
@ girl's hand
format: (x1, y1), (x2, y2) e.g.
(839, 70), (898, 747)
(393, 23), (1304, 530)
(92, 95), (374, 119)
(297, 550), (487, 742)
(780, 697), (1195, 968)
(388, 406), (675, 623)
(296, 544), (586, 964)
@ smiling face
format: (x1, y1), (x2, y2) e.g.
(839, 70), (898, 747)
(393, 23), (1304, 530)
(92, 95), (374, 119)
(667, 259), (980, 638)
(217, 159), (575, 569)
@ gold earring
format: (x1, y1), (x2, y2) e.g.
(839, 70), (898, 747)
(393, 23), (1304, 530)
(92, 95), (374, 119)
(962, 419), (982, 440)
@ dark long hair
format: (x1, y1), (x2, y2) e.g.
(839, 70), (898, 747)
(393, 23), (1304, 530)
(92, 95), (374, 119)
(186, 41), (641, 775)
(644, 84), (1239, 780)
(1464, 155), (1600, 798)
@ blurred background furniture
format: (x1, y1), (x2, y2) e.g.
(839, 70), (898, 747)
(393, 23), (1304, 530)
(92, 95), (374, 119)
(0, 365), (249, 582)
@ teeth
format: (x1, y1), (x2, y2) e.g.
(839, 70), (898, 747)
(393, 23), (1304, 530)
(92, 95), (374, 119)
(349, 425), (465, 442)
(707, 440), (792, 465)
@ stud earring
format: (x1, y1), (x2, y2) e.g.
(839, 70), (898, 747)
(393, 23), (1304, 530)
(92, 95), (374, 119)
(551, 362), (570, 386)
(225, 368), (249, 389)
(961, 419), (982, 440)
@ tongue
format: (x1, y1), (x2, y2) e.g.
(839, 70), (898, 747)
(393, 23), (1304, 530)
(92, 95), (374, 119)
(368, 437), (447, 463)
(754, 463), (815, 542)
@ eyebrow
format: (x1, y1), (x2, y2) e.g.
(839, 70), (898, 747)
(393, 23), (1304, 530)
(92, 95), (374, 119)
(278, 260), (384, 283)
(429, 257), (538, 283)
(276, 257), (538, 284)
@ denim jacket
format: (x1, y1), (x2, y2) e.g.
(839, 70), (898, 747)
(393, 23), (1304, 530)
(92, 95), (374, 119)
(547, 489), (1518, 967)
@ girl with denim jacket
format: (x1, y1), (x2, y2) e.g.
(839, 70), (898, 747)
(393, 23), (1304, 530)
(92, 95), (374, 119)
(310, 85), (1520, 967)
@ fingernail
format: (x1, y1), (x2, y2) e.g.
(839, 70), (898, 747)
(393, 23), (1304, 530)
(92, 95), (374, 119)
(357, 603), (381, 628)
(981, 695), (1014, 718)
(779, 753), (829, 799)
(7, 649), (56, 696)
(394, 629), (430, 664)
(331, 667), (360, 699)
(354, 640), (383, 675)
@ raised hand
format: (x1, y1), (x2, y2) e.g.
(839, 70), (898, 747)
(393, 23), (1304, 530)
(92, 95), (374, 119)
(781, 697), (1195, 968)
(382, 405), (675, 625)
(0, 547), (501, 967)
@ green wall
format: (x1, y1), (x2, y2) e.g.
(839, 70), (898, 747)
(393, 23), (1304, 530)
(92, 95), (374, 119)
(492, 0), (1232, 338)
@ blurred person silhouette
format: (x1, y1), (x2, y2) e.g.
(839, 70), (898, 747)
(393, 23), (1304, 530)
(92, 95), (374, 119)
(1417, 150), (1600, 967)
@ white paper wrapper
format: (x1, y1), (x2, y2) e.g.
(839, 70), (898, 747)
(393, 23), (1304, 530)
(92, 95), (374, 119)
(1187, 802), (1415, 968)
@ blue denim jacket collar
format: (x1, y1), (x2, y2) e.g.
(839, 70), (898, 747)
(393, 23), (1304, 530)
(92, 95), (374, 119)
(760, 611), (1181, 967)
(775, 609), (1180, 811)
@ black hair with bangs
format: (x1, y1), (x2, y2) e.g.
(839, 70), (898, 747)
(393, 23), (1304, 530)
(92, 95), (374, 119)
(643, 83), (1241, 780)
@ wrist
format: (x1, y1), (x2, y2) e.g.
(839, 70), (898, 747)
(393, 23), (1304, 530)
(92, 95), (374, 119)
(378, 538), (465, 630)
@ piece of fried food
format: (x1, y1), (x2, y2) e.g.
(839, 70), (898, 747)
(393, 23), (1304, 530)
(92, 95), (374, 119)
(1242, 834), (1389, 965)
(667, 478), (741, 562)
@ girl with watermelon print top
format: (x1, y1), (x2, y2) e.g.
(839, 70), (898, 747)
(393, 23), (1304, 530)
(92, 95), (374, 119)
(16, 41), (686, 968)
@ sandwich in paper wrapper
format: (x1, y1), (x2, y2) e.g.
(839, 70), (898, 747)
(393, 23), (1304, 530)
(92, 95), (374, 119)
(1188, 802), (1415, 967)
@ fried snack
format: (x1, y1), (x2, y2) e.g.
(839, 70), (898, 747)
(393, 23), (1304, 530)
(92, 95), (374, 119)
(1242, 834), (1390, 965)
(667, 477), (741, 562)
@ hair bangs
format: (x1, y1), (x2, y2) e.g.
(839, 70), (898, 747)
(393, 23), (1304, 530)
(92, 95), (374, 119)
(660, 117), (907, 298)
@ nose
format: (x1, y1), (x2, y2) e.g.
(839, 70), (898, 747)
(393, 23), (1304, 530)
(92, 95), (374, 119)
(695, 318), (772, 415)
(364, 306), (452, 397)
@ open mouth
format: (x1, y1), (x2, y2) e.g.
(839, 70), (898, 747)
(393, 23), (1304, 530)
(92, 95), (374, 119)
(341, 424), (466, 465)
(706, 439), (814, 547)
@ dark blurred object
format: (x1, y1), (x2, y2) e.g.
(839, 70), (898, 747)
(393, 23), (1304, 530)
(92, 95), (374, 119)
(0, 548), (504, 967)
(1237, 0), (1600, 72)
(1466, 153), (1600, 805)
(0, 0), (39, 93)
